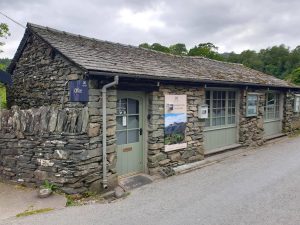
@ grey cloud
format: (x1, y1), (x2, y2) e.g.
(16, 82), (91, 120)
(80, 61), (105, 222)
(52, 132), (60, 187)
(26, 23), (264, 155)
(1, 0), (300, 58)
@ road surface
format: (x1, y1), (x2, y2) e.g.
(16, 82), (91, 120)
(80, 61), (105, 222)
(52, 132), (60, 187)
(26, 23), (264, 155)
(2, 137), (300, 225)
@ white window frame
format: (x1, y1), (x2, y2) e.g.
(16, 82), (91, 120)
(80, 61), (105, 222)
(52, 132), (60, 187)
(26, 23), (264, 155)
(204, 89), (237, 129)
(294, 94), (300, 113)
(246, 93), (259, 117)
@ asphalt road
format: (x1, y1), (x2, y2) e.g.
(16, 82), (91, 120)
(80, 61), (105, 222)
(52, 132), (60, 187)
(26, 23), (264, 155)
(2, 137), (300, 225)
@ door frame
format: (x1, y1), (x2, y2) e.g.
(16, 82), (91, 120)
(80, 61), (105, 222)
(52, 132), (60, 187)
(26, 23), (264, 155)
(263, 90), (284, 137)
(203, 87), (240, 152)
(116, 90), (148, 177)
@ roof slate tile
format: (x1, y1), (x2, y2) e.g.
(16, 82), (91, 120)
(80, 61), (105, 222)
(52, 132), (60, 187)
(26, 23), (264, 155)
(26, 23), (294, 87)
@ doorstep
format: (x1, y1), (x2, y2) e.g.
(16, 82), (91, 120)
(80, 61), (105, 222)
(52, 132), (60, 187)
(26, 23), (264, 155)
(118, 174), (154, 191)
(204, 143), (242, 156)
(173, 146), (248, 175)
(264, 133), (286, 141)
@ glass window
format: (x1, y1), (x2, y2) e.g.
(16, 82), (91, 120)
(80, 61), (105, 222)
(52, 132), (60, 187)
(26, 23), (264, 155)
(246, 94), (258, 117)
(294, 95), (300, 113)
(205, 90), (236, 128)
(264, 93), (280, 120)
(128, 99), (139, 114)
(117, 99), (127, 115)
(128, 115), (139, 129)
(116, 131), (127, 145)
(128, 130), (139, 143)
(116, 98), (140, 145)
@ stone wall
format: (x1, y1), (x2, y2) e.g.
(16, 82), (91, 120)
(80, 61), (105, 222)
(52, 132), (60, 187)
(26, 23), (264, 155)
(8, 34), (86, 109)
(87, 80), (118, 188)
(239, 89), (265, 147)
(283, 92), (300, 131)
(147, 84), (205, 175)
(0, 106), (109, 194)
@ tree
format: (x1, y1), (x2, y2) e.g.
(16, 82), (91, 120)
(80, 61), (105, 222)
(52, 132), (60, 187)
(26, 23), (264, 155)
(139, 43), (151, 49)
(0, 23), (10, 53)
(139, 43), (170, 54)
(150, 43), (170, 53)
(0, 58), (10, 70)
(169, 43), (187, 55)
(285, 67), (300, 85)
(188, 43), (224, 60)
(259, 45), (290, 78)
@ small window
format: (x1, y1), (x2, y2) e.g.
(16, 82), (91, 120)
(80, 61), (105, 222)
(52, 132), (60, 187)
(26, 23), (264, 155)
(294, 95), (300, 113)
(246, 93), (258, 117)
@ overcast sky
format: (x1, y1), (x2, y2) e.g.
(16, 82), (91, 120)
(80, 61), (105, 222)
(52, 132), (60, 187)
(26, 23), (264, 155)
(1, 0), (300, 58)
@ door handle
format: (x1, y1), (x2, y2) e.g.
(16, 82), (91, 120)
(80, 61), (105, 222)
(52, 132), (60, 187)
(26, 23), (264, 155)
(139, 128), (143, 135)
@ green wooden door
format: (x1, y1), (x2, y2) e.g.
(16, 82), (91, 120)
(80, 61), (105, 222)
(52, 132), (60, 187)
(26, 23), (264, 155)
(203, 90), (238, 152)
(263, 92), (282, 138)
(116, 91), (145, 176)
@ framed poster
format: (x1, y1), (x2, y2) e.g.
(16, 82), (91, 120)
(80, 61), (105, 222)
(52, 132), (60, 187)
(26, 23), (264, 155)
(246, 93), (258, 117)
(164, 95), (187, 152)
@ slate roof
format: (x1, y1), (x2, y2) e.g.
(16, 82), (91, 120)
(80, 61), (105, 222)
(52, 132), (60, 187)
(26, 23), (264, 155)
(9, 23), (296, 88)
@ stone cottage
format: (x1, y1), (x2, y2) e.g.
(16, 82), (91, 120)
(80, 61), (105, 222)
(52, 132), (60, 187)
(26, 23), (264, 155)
(1, 23), (300, 193)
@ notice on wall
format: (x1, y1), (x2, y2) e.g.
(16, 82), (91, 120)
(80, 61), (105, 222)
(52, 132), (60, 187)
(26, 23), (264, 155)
(164, 95), (187, 152)
(69, 80), (89, 102)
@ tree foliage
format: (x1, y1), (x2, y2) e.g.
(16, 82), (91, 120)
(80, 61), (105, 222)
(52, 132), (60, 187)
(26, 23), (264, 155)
(0, 58), (10, 70)
(285, 67), (300, 85)
(169, 43), (187, 55)
(139, 41), (300, 85)
(187, 42), (223, 60)
(0, 23), (10, 53)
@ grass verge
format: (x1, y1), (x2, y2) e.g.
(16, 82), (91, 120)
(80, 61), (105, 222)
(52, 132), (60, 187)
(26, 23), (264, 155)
(16, 208), (54, 217)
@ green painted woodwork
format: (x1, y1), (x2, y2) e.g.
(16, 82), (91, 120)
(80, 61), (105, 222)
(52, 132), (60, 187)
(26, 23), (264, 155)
(204, 126), (237, 151)
(263, 92), (282, 137)
(264, 120), (282, 137)
(116, 91), (145, 176)
(0, 83), (7, 109)
(204, 89), (238, 151)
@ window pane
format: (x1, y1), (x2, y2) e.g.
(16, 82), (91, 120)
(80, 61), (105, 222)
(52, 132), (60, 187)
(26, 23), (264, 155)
(117, 116), (127, 130)
(213, 109), (217, 117)
(128, 115), (139, 129)
(212, 118), (217, 126)
(205, 119), (210, 127)
(221, 108), (225, 116)
(117, 99), (127, 115)
(128, 129), (139, 143)
(117, 131), (127, 145)
(213, 100), (217, 108)
(221, 91), (226, 99)
(205, 91), (210, 100)
(128, 99), (139, 114)
(228, 116), (235, 124)
(267, 93), (275, 105)
(221, 117), (225, 125)
(213, 92), (218, 99)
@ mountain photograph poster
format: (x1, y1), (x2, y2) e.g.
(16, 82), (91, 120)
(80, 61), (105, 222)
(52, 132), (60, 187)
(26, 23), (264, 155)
(164, 95), (187, 152)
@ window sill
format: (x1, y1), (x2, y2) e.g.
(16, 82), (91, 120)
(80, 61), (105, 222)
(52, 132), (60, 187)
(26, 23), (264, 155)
(204, 124), (236, 131)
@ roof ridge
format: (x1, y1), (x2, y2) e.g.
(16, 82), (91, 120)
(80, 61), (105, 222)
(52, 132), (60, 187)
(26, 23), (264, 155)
(186, 55), (244, 66)
(28, 22), (163, 53)
(16, 23), (294, 89)
(28, 23), (191, 59)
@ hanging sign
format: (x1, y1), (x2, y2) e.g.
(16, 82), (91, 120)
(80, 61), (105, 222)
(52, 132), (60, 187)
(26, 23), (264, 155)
(69, 80), (89, 102)
(164, 95), (187, 152)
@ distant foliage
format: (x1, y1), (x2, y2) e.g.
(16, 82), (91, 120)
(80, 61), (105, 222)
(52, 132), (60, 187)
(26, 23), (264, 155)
(0, 23), (10, 53)
(188, 42), (223, 60)
(0, 58), (11, 70)
(285, 67), (300, 85)
(139, 41), (300, 84)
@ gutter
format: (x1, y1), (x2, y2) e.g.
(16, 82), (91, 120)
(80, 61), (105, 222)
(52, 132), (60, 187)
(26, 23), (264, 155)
(101, 76), (119, 189)
(88, 70), (300, 91)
